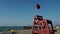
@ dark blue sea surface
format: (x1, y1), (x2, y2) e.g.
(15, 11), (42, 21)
(0, 26), (24, 31)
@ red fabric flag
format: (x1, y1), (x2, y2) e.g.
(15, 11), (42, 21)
(36, 4), (40, 9)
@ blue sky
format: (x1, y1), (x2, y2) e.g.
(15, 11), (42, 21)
(0, 0), (60, 26)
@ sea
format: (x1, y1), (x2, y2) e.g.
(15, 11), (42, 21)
(0, 26), (24, 32)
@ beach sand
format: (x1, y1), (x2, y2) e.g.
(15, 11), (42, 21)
(17, 29), (32, 34)
(0, 29), (60, 34)
(17, 29), (60, 34)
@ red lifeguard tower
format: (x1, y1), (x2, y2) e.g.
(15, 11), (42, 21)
(32, 15), (56, 34)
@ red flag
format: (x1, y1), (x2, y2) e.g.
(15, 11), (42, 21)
(36, 4), (40, 9)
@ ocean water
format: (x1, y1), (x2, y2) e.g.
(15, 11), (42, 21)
(0, 26), (24, 31)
